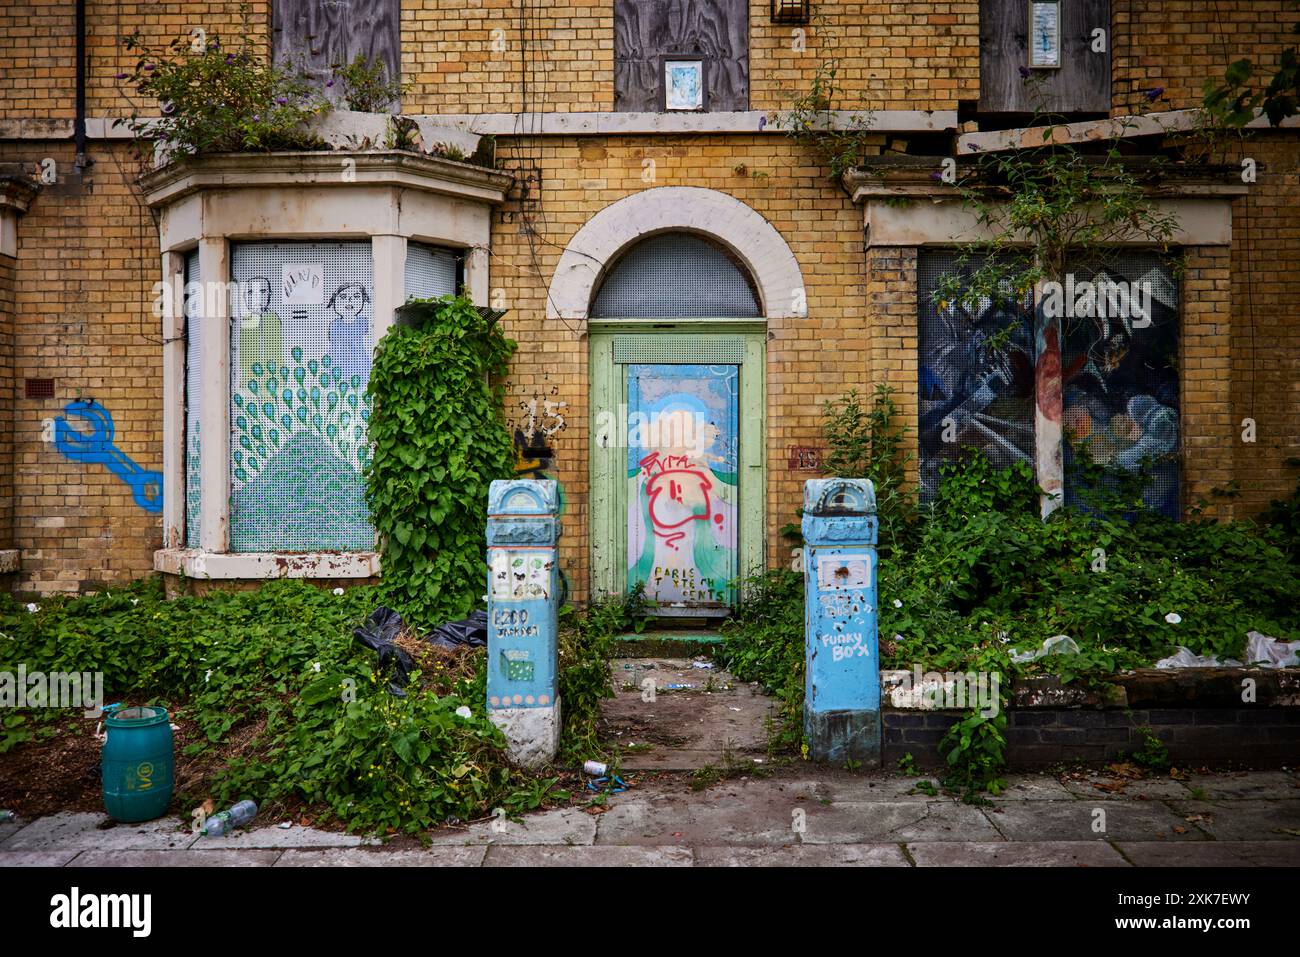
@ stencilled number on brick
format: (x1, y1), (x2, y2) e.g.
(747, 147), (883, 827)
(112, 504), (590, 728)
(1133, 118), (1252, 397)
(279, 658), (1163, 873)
(490, 28), (508, 54)
(791, 28), (806, 53)
(641, 158), (657, 184)
(41, 418), (56, 443)
(1241, 417), (1256, 443)
(491, 287), (507, 309)
(1241, 158), (1256, 184)
(39, 158), (57, 185)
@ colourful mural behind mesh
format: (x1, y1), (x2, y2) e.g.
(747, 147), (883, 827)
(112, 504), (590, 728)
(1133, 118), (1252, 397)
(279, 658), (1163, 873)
(627, 364), (738, 611)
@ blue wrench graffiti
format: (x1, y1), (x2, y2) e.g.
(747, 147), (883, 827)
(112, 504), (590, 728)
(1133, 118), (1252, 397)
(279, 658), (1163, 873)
(53, 401), (163, 513)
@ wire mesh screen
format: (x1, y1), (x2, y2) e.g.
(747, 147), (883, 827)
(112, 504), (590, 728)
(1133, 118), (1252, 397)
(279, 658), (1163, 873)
(404, 243), (460, 301)
(917, 251), (1035, 502)
(590, 232), (761, 318)
(229, 241), (375, 553)
(184, 249), (201, 548)
(917, 250), (1181, 518)
(1060, 253), (1180, 518)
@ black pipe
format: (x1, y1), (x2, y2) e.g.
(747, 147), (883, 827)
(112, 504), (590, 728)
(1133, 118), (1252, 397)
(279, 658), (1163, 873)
(74, 0), (87, 171)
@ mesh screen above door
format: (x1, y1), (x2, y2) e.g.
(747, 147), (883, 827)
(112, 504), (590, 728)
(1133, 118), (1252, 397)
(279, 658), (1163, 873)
(228, 241), (375, 553)
(590, 233), (761, 318)
(405, 243), (460, 301)
(184, 249), (201, 548)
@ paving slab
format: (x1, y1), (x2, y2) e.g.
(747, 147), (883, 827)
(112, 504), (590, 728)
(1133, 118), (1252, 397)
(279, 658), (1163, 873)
(1060, 773), (1193, 801)
(594, 790), (796, 846)
(68, 849), (282, 866)
(425, 806), (597, 846)
(906, 841), (1129, 867)
(0, 849), (82, 867)
(798, 799), (1004, 844)
(994, 775), (1078, 801)
(0, 813), (195, 851)
(696, 843), (910, 867)
(1116, 841), (1300, 867)
(195, 824), (373, 849)
(276, 847), (487, 867)
(0, 818), (23, 844)
(483, 845), (695, 866)
(1166, 800), (1300, 841)
(1180, 771), (1300, 801)
(984, 800), (1208, 843)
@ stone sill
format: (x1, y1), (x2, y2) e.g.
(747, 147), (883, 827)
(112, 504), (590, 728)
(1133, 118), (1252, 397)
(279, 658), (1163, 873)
(154, 548), (380, 580)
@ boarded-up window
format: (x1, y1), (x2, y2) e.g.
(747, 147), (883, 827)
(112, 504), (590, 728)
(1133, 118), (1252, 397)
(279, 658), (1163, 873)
(614, 0), (749, 112)
(229, 241), (375, 553)
(978, 0), (1111, 115)
(273, 0), (401, 110)
(918, 249), (1181, 518)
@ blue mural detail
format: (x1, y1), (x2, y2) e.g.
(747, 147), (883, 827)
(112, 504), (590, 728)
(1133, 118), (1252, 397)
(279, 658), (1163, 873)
(53, 401), (163, 513)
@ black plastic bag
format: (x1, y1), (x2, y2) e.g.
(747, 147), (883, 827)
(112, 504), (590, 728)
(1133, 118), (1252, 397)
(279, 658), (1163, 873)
(427, 609), (488, 650)
(353, 606), (416, 696)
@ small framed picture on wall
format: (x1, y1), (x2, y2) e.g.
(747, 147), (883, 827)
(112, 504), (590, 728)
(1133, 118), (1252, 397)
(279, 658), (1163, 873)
(1028, 0), (1062, 69)
(662, 57), (706, 111)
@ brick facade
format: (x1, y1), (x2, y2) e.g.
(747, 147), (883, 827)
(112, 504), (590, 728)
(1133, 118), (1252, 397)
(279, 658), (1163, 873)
(0, 2), (1296, 594)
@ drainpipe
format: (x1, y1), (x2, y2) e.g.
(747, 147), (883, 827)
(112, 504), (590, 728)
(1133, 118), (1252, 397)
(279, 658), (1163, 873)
(74, 0), (88, 172)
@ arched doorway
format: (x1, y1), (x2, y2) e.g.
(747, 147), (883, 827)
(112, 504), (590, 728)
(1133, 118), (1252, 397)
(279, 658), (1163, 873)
(588, 231), (766, 617)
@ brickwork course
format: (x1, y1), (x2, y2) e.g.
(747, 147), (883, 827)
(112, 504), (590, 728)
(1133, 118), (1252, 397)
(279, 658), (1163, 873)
(0, 1), (1296, 596)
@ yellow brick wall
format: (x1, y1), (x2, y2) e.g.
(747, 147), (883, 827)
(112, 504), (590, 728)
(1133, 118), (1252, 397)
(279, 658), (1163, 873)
(2, 140), (162, 594)
(0, 1), (270, 122)
(0, 251), (14, 547)
(1113, 0), (1300, 113)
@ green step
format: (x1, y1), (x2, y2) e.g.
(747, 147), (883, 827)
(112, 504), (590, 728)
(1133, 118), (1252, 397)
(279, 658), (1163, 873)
(612, 631), (725, 658)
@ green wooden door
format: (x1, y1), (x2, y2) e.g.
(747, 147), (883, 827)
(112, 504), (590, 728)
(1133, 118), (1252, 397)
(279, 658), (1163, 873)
(590, 325), (765, 615)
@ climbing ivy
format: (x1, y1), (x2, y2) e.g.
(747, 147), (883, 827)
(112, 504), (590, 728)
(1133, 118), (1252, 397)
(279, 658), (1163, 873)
(365, 295), (517, 628)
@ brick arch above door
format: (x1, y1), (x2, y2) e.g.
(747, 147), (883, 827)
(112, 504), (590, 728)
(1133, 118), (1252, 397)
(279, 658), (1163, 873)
(545, 187), (808, 321)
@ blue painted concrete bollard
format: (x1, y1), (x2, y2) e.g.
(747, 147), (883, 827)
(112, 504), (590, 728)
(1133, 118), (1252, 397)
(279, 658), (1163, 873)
(802, 478), (880, 766)
(486, 479), (561, 767)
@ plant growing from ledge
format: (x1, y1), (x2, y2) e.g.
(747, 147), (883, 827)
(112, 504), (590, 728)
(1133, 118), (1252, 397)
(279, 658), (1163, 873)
(116, 9), (329, 157)
(332, 53), (409, 113)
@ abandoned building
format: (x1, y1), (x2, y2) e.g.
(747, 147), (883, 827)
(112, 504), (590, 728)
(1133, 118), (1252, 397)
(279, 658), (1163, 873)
(0, 0), (1296, 614)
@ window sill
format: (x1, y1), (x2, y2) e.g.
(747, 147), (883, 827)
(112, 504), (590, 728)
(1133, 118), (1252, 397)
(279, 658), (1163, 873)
(154, 548), (381, 580)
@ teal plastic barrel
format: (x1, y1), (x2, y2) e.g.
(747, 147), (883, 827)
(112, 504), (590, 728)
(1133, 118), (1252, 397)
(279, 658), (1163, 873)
(101, 705), (174, 823)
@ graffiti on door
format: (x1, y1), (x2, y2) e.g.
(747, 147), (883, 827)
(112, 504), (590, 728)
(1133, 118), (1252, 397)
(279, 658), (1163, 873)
(627, 364), (738, 610)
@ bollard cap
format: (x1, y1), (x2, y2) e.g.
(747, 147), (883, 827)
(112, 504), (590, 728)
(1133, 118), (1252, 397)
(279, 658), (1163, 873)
(803, 478), (876, 516)
(488, 479), (558, 516)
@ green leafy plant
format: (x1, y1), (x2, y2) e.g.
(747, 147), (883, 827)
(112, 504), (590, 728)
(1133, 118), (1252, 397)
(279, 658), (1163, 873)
(1129, 726), (1172, 771)
(332, 53), (408, 112)
(117, 9), (329, 156)
(365, 295), (517, 629)
(820, 384), (913, 550)
(776, 58), (877, 186)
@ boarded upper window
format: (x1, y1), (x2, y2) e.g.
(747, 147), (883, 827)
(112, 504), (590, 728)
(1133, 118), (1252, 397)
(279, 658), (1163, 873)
(978, 0), (1111, 115)
(591, 233), (761, 319)
(614, 0), (750, 112)
(273, 0), (401, 110)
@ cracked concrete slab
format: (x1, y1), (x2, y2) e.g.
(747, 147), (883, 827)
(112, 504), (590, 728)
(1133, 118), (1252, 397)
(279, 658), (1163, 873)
(985, 800), (1207, 842)
(594, 790), (795, 846)
(1116, 841), (1300, 866)
(1059, 774), (1193, 801)
(799, 799), (1003, 843)
(993, 775), (1078, 801)
(0, 813), (194, 851)
(425, 807), (598, 846)
(483, 845), (695, 866)
(275, 847), (487, 866)
(697, 843), (910, 866)
(906, 841), (1129, 867)
(1167, 800), (1300, 841)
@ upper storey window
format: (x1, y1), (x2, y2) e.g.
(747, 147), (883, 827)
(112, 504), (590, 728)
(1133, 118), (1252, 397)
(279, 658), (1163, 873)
(614, 0), (750, 112)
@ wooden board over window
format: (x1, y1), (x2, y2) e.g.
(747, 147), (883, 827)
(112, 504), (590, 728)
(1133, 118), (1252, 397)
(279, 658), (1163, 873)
(273, 0), (401, 110)
(979, 0), (1111, 115)
(614, 0), (749, 112)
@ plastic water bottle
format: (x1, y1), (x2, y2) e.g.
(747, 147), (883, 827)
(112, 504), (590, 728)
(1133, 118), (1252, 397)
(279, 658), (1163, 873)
(0, 810), (16, 823)
(200, 800), (258, 837)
